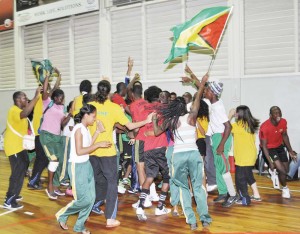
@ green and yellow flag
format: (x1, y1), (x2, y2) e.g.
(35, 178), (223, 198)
(31, 59), (58, 84)
(164, 6), (231, 63)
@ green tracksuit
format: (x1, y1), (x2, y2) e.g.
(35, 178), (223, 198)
(56, 160), (95, 232)
(172, 150), (212, 225)
(211, 133), (232, 195)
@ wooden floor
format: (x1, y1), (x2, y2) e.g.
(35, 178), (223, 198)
(0, 152), (299, 234)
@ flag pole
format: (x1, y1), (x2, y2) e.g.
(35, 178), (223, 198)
(207, 55), (215, 75)
(207, 6), (234, 74)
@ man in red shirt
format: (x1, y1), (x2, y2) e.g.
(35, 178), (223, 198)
(135, 86), (170, 221)
(259, 106), (297, 198)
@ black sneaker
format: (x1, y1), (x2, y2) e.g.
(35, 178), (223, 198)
(213, 193), (229, 202)
(27, 183), (43, 190)
(3, 201), (23, 210)
(222, 195), (238, 207)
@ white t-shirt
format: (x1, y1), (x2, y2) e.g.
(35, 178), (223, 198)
(69, 123), (92, 163)
(207, 99), (228, 136)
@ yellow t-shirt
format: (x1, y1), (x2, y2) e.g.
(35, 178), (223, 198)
(196, 117), (208, 139)
(72, 95), (83, 117)
(231, 122), (257, 166)
(88, 100), (129, 157)
(32, 94), (43, 135)
(4, 105), (28, 156)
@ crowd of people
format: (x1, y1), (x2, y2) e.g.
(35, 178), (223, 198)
(2, 58), (299, 233)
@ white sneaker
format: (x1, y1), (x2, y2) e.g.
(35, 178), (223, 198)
(136, 207), (147, 221)
(282, 187), (291, 198)
(149, 193), (159, 202)
(132, 198), (152, 208)
(155, 206), (171, 216)
(269, 169), (280, 189)
(118, 185), (126, 194)
(206, 184), (217, 192)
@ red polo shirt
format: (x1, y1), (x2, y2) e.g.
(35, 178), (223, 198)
(259, 118), (287, 149)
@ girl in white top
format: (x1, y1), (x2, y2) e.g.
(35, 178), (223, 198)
(56, 104), (111, 234)
(153, 73), (211, 230)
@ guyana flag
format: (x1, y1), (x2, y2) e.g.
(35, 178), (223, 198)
(31, 59), (57, 84)
(164, 6), (232, 63)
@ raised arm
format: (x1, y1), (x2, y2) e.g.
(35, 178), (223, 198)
(187, 73), (209, 126)
(49, 67), (61, 96)
(20, 86), (42, 119)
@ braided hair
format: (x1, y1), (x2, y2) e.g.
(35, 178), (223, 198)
(156, 96), (187, 140)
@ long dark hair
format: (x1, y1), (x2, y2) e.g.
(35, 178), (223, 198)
(95, 80), (111, 104)
(197, 99), (209, 122)
(156, 97), (187, 139)
(74, 104), (96, 124)
(236, 105), (260, 134)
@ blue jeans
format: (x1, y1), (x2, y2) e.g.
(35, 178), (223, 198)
(287, 154), (300, 178)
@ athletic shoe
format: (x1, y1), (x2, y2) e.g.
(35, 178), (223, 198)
(155, 206), (171, 216)
(282, 187), (291, 199)
(92, 200), (105, 214)
(269, 168), (280, 189)
(149, 193), (159, 202)
(190, 223), (198, 230)
(27, 183), (42, 190)
(222, 195), (238, 207)
(54, 190), (65, 196)
(45, 189), (58, 200)
(128, 187), (140, 194)
(213, 193), (229, 202)
(235, 198), (243, 205)
(122, 178), (131, 185)
(3, 201), (23, 210)
(92, 206), (104, 215)
(118, 185), (126, 194)
(136, 207), (147, 221)
(206, 184), (218, 192)
(250, 195), (262, 201)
